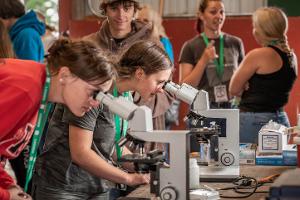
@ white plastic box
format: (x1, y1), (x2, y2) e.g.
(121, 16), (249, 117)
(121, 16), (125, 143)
(258, 121), (287, 154)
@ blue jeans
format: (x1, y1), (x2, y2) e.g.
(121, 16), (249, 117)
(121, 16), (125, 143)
(32, 184), (109, 200)
(239, 111), (290, 144)
(109, 188), (122, 200)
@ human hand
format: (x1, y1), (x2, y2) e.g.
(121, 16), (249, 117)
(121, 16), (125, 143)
(203, 40), (218, 62)
(126, 173), (150, 186)
(8, 185), (32, 200)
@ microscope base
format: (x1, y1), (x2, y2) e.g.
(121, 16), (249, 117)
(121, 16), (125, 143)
(199, 165), (240, 182)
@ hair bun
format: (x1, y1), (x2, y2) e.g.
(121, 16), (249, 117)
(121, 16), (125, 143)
(48, 38), (71, 56)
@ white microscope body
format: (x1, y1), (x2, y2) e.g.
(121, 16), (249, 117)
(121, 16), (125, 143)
(164, 82), (240, 181)
(96, 92), (190, 200)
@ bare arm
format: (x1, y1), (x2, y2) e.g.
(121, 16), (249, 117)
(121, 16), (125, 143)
(69, 125), (149, 186)
(292, 52), (298, 76)
(112, 146), (136, 172)
(229, 49), (260, 96)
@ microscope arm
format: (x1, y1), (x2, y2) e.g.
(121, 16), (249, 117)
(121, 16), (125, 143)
(95, 91), (153, 132)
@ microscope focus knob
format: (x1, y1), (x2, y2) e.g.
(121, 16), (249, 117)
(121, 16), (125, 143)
(160, 186), (177, 200)
(221, 152), (235, 166)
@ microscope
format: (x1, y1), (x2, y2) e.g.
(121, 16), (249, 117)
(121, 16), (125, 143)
(96, 92), (191, 200)
(164, 81), (240, 181)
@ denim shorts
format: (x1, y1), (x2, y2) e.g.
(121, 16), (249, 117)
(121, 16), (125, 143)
(239, 111), (290, 144)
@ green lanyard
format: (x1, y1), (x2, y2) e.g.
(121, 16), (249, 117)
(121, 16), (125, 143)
(201, 32), (224, 79)
(24, 67), (52, 192)
(113, 84), (132, 159)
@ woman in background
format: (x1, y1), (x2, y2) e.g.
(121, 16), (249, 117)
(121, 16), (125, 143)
(137, 5), (174, 63)
(178, 0), (244, 152)
(179, 0), (244, 109)
(229, 7), (297, 144)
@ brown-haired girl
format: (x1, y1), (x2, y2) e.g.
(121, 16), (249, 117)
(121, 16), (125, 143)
(0, 38), (116, 200)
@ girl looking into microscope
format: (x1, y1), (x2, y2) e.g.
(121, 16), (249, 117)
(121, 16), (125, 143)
(32, 40), (173, 200)
(0, 38), (116, 200)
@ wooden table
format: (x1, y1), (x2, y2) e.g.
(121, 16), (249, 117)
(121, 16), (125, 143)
(119, 165), (295, 200)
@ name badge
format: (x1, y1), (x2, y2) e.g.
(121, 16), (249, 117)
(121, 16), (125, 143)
(214, 85), (228, 103)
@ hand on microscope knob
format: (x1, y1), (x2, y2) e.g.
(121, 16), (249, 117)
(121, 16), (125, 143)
(125, 173), (150, 186)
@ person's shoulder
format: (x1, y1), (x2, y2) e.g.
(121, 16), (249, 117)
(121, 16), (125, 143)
(82, 32), (98, 42)
(0, 59), (45, 101)
(182, 35), (201, 48)
(134, 20), (155, 39)
(224, 33), (243, 44)
(254, 47), (276, 55)
(187, 35), (201, 44)
(224, 33), (241, 40)
(246, 47), (273, 60)
(17, 27), (42, 40)
(3, 58), (43, 68)
(3, 59), (44, 80)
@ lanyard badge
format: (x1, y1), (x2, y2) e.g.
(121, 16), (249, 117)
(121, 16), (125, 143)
(113, 84), (132, 159)
(201, 32), (224, 79)
(25, 67), (52, 192)
(202, 33), (229, 103)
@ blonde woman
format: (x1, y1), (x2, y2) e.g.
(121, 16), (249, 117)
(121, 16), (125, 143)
(229, 7), (297, 143)
(137, 5), (174, 63)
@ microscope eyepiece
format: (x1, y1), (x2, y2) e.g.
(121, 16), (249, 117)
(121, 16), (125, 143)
(162, 80), (171, 90)
(92, 90), (100, 100)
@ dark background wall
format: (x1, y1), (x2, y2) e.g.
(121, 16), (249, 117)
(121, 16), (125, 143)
(268, 0), (300, 16)
(59, 0), (300, 128)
